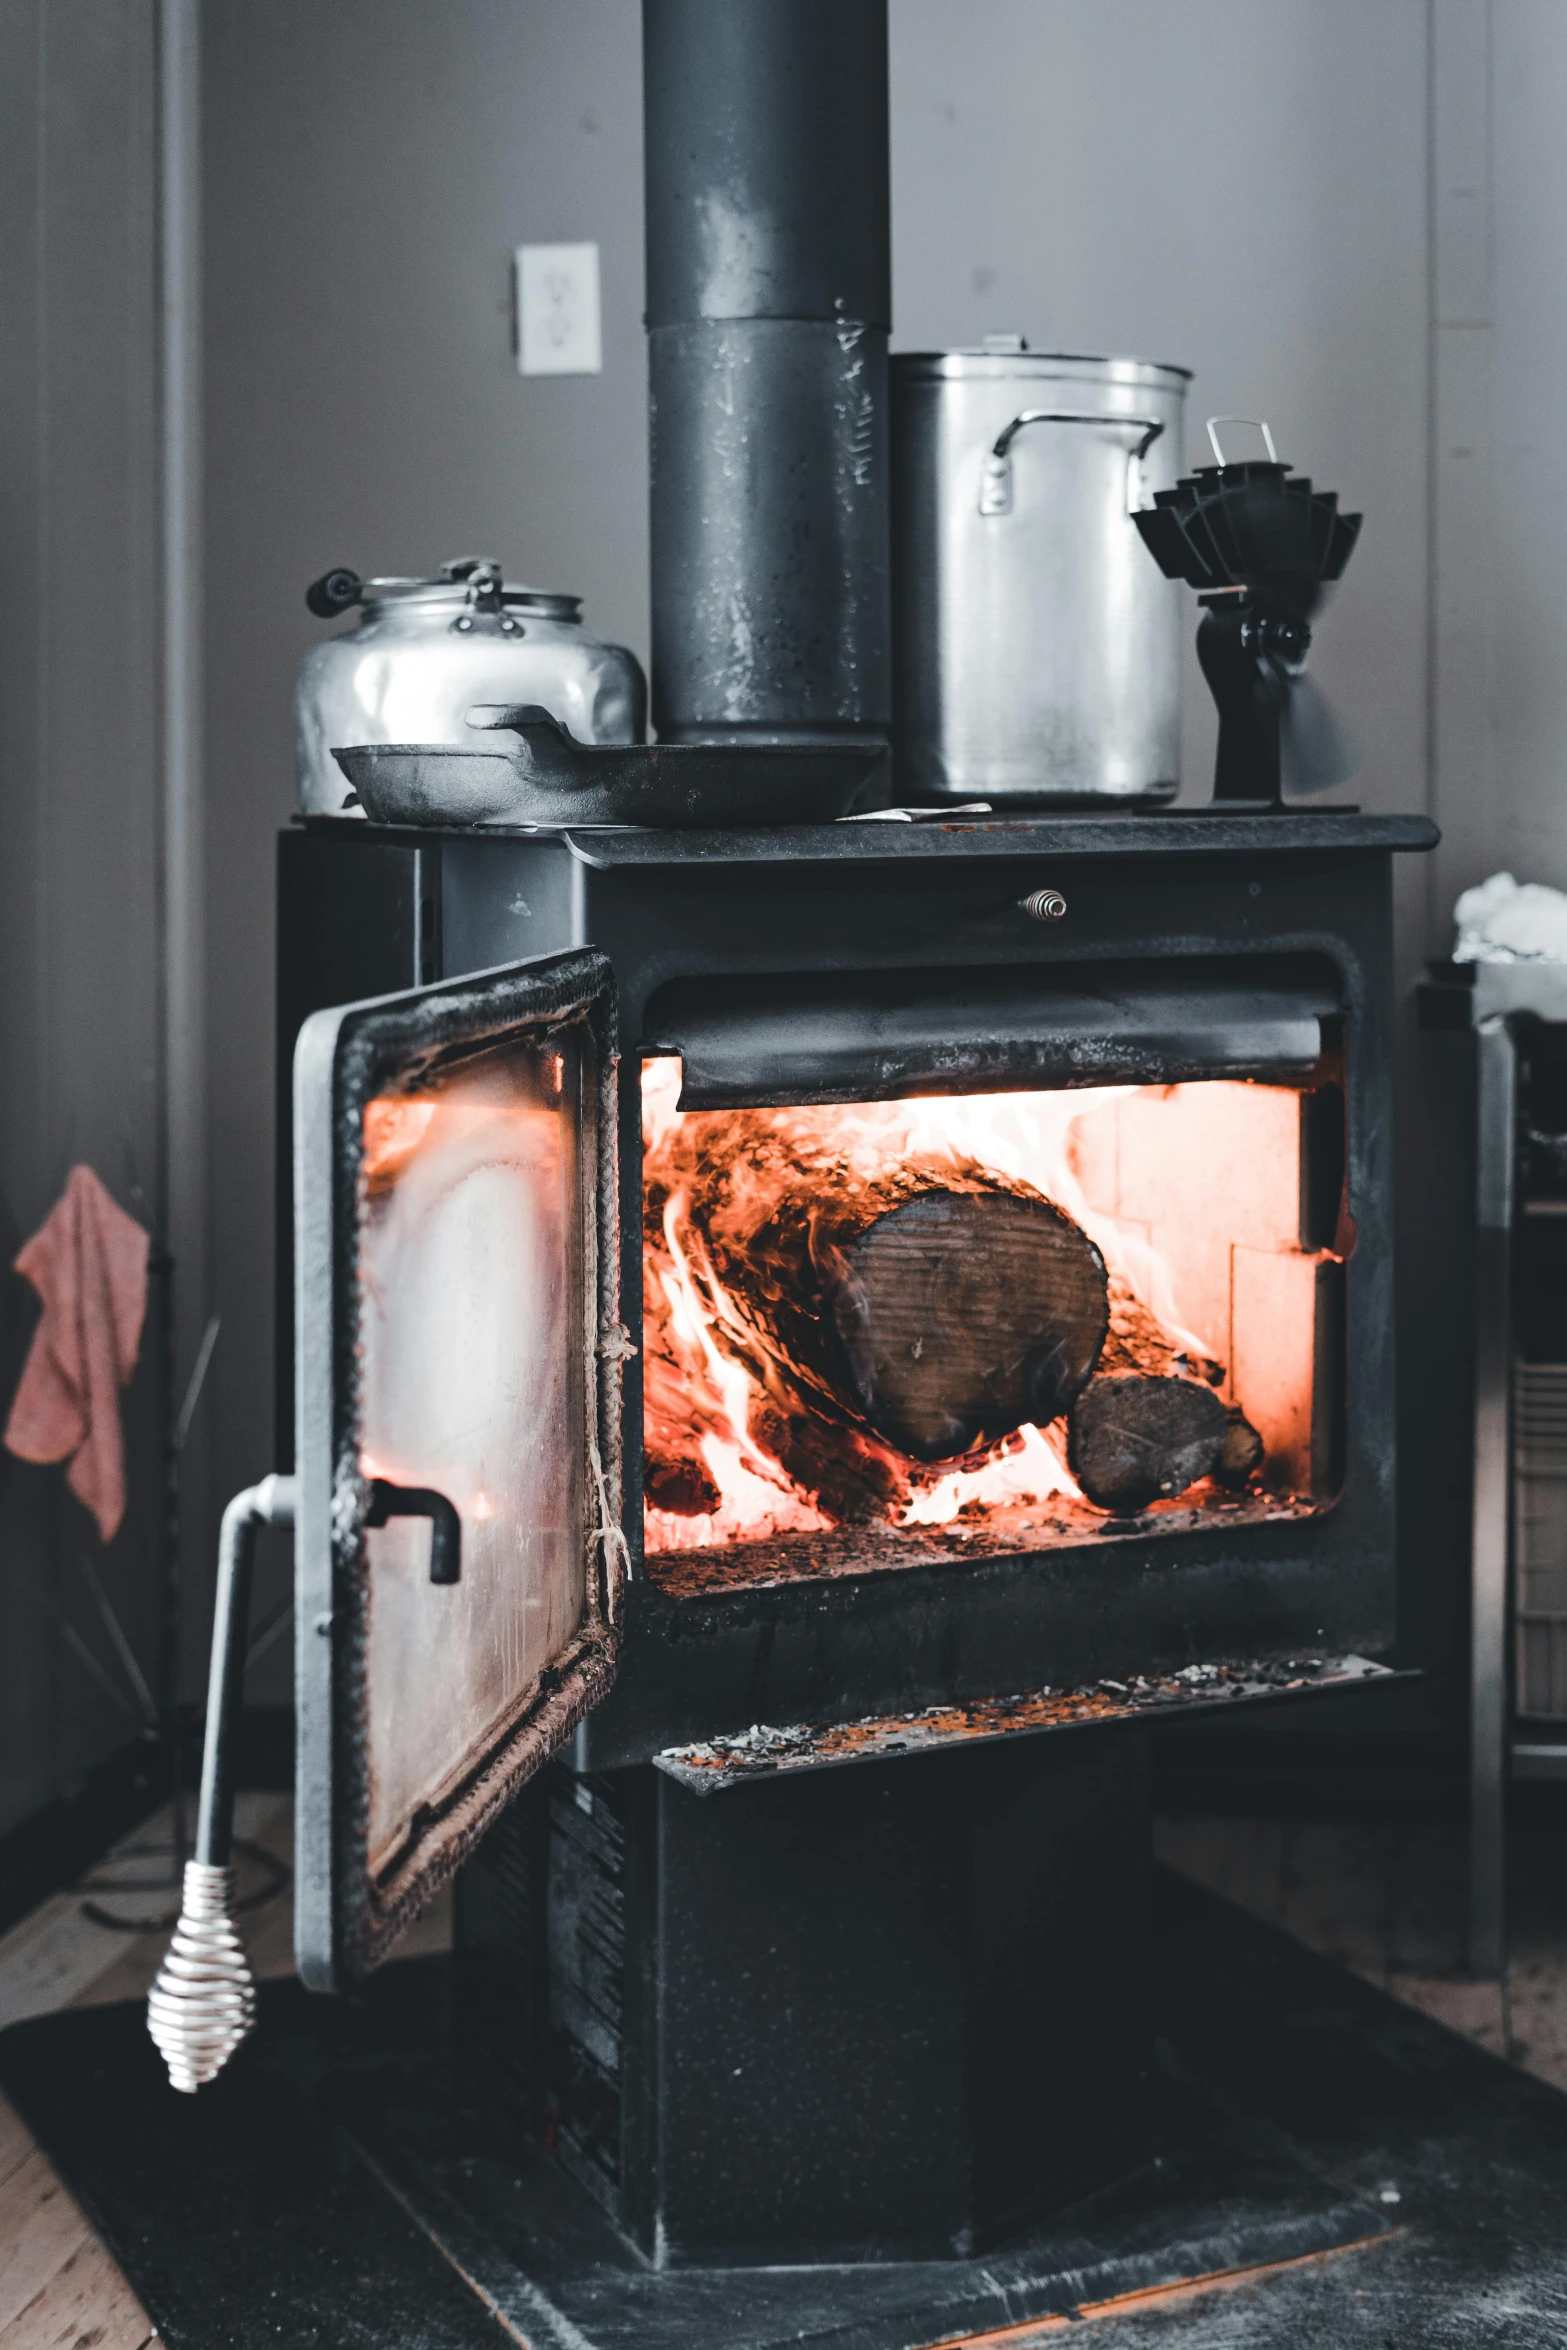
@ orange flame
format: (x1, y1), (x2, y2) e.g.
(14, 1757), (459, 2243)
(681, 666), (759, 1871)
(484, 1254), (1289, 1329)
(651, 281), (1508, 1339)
(640, 1061), (1252, 1553)
(643, 1183), (833, 1551)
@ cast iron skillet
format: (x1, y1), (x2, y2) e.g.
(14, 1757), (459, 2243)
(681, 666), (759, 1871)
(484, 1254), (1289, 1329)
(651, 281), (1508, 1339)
(334, 704), (890, 829)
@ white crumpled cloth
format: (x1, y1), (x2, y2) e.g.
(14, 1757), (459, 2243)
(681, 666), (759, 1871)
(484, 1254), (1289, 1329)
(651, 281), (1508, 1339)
(1454, 871), (1567, 964)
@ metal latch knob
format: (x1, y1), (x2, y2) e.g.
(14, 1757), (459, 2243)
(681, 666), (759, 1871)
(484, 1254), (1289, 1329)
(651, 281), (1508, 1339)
(1019, 888), (1067, 922)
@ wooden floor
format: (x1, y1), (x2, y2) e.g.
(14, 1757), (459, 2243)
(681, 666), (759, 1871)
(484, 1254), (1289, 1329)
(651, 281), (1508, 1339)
(1154, 1811), (1567, 2087)
(0, 1791), (449, 2348)
(0, 1801), (1561, 2345)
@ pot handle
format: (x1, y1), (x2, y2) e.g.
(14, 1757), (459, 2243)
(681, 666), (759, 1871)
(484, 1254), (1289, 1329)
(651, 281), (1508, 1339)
(305, 566), (363, 618)
(979, 412), (1164, 518)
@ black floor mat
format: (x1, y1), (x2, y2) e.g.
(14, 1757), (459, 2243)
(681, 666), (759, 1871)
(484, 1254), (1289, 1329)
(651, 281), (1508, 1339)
(4, 1869), (1567, 2348)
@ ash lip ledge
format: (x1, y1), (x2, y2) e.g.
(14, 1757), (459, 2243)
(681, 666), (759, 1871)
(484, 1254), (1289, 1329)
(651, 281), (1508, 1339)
(654, 1653), (1402, 1792)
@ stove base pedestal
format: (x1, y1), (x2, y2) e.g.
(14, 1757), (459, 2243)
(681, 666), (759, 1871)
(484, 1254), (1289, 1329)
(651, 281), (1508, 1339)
(456, 1728), (1153, 2266)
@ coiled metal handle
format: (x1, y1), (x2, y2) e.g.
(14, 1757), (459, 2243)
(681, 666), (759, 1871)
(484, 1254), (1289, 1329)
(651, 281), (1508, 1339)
(146, 1862), (256, 2093)
(1019, 888), (1067, 921)
(147, 1473), (296, 2093)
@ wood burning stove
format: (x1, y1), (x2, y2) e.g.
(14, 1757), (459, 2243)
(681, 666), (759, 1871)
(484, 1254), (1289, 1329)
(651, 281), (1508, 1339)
(270, 801), (1433, 2272)
(247, 7), (1440, 2296)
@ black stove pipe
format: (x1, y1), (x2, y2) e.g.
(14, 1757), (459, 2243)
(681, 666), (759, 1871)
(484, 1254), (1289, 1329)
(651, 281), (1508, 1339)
(643, 0), (892, 747)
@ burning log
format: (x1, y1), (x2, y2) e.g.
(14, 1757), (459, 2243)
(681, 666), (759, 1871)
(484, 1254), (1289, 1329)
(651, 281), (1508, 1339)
(1216, 1407), (1266, 1489)
(1065, 1282), (1251, 1511)
(646, 1115), (1110, 1464)
(1067, 1379), (1226, 1513)
(828, 1186), (1111, 1459)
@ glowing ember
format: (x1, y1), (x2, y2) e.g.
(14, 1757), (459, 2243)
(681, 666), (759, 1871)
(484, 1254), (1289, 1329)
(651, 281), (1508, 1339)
(902, 1420), (1079, 1527)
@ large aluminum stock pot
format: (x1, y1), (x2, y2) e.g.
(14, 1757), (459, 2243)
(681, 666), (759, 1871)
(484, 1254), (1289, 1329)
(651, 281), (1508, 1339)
(891, 347), (1190, 805)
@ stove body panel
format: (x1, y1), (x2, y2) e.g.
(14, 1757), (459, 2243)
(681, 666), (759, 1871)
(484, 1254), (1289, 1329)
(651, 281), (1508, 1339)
(278, 814), (1425, 1768)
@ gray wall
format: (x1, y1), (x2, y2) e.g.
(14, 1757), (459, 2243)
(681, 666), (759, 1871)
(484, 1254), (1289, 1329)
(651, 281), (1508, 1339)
(892, 0), (1430, 841)
(1484, 1), (1567, 894)
(202, 0), (649, 1670)
(0, 0), (166, 1832)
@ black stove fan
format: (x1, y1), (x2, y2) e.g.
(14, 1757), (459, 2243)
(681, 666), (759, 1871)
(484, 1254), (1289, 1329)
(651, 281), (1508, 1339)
(1133, 416), (1362, 805)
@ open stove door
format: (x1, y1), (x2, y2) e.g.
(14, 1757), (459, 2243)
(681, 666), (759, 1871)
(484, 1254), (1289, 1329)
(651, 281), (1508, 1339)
(291, 949), (623, 1989)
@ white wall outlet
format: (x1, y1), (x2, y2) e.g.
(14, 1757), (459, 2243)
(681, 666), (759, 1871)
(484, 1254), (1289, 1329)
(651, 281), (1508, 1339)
(515, 241), (602, 376)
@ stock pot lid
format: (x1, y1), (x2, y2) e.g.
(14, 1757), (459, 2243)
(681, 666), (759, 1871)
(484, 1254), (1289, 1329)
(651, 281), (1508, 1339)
(891, 345), (1192, 387)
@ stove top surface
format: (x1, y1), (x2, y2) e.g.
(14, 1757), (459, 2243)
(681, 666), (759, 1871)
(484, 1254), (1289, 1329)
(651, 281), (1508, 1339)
(299, 806), (1438, 867)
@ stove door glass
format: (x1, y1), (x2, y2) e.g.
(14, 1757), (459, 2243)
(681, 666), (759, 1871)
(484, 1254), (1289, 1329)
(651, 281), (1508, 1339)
(292, 949), (622, 1988)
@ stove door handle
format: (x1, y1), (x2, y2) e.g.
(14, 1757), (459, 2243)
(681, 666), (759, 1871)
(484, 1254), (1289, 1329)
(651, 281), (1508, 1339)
(365, 1479), (463, 1585)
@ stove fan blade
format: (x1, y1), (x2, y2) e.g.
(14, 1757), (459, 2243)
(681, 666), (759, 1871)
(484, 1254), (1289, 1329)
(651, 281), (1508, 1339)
(1133, 417), (1362, 805)
(1274, 657), (1360, 797)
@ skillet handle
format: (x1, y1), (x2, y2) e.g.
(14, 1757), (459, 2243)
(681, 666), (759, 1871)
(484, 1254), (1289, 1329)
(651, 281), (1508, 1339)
(464, 701), (577, 739)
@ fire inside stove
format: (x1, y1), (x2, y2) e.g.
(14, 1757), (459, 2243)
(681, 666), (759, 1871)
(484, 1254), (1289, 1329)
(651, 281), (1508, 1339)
(640, 1057), (1347, 1592)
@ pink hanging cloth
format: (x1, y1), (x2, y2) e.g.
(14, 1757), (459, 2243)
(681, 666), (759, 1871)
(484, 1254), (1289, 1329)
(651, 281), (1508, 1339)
(4, 1165), (151, 1543)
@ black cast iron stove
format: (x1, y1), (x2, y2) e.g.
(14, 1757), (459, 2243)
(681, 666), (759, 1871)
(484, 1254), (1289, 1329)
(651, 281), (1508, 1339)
(248, 0), (1445, 2316)
(272, 798), (1433, 2284)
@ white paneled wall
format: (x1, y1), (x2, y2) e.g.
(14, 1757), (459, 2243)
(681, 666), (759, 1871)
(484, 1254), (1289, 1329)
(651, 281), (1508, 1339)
(890, 0), (1431, 849)
(1487, 3), (1567, 895)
